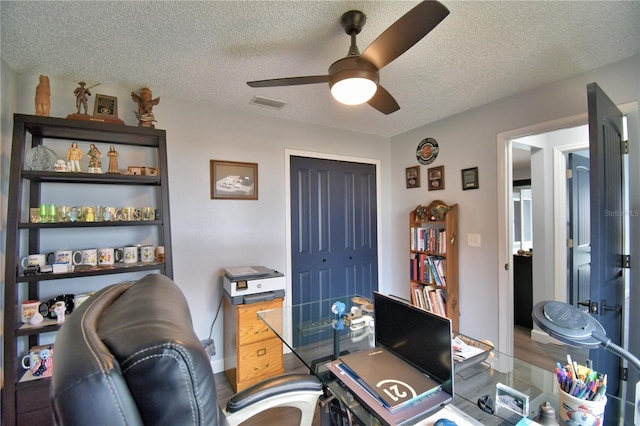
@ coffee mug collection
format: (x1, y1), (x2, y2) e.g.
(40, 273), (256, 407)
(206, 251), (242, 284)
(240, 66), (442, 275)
(30, 204), (157, 223)
(21, 245), (165, 273)
(20, 293), (86, 324)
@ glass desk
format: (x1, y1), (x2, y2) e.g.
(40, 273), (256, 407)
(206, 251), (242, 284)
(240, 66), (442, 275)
(258, 296), (637, 425)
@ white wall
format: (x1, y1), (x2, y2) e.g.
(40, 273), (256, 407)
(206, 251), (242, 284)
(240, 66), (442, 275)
(1, 56), (20, 411)
(0, 63), (392, 373)
(388, 55), (640, 349)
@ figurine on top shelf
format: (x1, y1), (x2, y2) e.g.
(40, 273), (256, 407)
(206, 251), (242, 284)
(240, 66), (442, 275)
(87, 144), (103, 173)
(131, 87), (160, 127)
(107, 145), (119, 173)
(74, 81), (93, 115)
(66, 142), (82, 172)
(35, 75), (51, 117)
(67, 81), (103, 121)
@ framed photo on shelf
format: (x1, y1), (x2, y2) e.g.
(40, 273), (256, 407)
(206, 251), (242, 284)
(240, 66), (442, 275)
(461, 167), (479, 190)
(427, 165), (444, 191)
(210, 160), (258, 200)
(93, 94), (119, 119)
(406, 165), (420, 188)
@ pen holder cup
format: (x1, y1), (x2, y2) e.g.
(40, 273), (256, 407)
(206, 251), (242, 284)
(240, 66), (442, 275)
(557, 383), (606, 425)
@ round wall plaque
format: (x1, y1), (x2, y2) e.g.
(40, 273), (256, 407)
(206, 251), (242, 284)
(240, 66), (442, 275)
(416, 138), (439, 165)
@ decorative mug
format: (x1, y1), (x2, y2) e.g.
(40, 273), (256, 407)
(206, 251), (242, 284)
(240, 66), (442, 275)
(155, 246), (165, 262)
(46, 294), (75, 319)
(120, 207), (140, 221)
(47, 249), (73, 265)
(56, 205), (72, 222)
(21, 254), (47, 269)
(97, 247), (124, 266)
(66, 206), (81, 222)
(21, 344), (54, 377)
(123, 246), (138, 264)
(140, 245), (155, 263)
(102, 206), (119, 221)
(73, 249), (97, 266)
(81, 206), (96, 222)
(21, 300), (46, 323)
(29, 207), (42, 223)
(141, 207), (156, 221)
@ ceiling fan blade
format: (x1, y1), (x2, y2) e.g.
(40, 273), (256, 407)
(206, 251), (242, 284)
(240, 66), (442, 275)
(247, 75), (329, 88)
(367, 85), (400, 114)
(360, 1), (449, 70)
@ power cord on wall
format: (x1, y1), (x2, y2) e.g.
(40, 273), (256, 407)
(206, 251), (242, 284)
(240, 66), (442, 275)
(201, 294), (224, 358)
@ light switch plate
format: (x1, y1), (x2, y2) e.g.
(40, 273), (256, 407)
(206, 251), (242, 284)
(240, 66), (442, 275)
(468, 233), (481, 247)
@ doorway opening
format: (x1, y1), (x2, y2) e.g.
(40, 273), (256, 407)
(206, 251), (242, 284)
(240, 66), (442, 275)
(496, 113), (589, 356)
(509, 126), (589, 344)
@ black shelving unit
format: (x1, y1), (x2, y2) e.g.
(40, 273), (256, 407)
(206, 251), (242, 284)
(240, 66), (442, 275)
(2, 114), (173, 425)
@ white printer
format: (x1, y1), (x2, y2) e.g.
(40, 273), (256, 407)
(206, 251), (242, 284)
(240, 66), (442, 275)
(223, 266), (285, 304)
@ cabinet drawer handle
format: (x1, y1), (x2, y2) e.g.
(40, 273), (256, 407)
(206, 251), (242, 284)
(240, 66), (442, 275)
(256, 348), (267, 357)
(254, 327), (269, 334)
(254, 363), (269, 371)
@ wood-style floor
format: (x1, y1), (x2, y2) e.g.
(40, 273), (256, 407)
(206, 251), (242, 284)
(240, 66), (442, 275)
(513, 325), (589, 371)
(213, 326), (589, 424)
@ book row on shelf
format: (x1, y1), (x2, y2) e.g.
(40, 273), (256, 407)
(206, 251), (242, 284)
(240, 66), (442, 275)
(410, 227), (447, 253)
(410, 253), (446, 286)
(412, 284), (447, 318)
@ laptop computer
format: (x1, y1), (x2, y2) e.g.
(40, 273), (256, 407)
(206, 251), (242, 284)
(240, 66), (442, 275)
(332, 292), (454, 423)
(337, 348), (443, 412)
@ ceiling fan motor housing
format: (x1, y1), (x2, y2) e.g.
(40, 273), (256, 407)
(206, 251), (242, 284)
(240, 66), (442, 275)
(328, 56), (379, 89)
(340, 10), (367, 35)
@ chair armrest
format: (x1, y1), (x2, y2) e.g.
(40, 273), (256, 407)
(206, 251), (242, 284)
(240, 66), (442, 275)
(226, 374), (322, 413)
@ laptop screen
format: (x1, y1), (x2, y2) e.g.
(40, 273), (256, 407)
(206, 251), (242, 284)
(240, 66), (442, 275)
(373, 292), (453, 394)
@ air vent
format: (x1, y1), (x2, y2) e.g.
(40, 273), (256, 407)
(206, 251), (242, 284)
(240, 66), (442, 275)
(250, 96), (286, 110)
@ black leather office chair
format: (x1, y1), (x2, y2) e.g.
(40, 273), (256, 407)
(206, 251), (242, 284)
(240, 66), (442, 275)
(50, 274), (322, 425)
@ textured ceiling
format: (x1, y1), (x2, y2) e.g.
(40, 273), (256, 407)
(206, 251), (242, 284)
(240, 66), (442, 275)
(1, 1), (638, 137)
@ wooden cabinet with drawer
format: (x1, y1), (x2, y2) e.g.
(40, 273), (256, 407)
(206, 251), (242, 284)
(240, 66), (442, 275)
(223, 297), (284, 392)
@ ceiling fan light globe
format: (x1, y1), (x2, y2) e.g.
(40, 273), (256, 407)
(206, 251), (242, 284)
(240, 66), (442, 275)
(330, 78), (377, 105)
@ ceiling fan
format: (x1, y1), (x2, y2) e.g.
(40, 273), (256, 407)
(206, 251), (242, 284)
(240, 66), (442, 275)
(247, 1), (449, 114)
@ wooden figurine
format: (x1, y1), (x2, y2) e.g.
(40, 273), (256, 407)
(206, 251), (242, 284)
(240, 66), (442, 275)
(131, 87), (160, 127)
(35, 75), (51, 116)
(107, 145), (119, 173)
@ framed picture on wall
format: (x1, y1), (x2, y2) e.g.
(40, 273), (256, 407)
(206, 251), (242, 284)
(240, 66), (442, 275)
(210, 160), (258, 200)
(427, 165), (444, 191)
(406, 165), (420, 188)
(461, 167), (479, 190)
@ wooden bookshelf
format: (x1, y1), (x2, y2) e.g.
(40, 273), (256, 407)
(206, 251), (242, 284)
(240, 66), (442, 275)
(409, 200), (459, 331)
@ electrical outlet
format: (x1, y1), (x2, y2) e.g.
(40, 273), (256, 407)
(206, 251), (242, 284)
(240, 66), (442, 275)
(468, 233), (481, 247)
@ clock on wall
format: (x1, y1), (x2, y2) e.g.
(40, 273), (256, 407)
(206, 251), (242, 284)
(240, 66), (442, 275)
(416, 138), (439, 165)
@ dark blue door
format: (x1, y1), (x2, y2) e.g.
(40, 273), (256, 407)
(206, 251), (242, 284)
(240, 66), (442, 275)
(587, 82), (625, 395)
(290, 156), (378, 345)
(567, 153), (590, 308)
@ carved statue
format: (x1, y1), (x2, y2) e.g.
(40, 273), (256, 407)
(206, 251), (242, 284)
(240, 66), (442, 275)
(107, 145), (119, 173)
(131, 87), (160, 127)
(35, 75), (51, 116)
